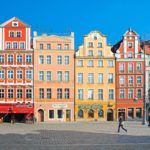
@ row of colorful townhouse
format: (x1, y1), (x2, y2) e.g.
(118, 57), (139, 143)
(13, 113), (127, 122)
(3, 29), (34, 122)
(0, 17), (150, 123)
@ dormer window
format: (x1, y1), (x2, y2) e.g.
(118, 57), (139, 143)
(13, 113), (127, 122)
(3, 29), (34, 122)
(128, 42), (132, 48)
(94, 36), (97, 40)
(128, 52), (133, 58)
(12, 22), (18, 27)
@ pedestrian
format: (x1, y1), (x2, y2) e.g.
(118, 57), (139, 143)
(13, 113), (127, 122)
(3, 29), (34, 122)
(148, 113), (150, 127)
(118, 115), (127, 133)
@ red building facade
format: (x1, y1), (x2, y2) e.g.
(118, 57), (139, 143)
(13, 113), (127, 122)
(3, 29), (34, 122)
(112, 28), (144, 120)
(0, 17), (33, 122)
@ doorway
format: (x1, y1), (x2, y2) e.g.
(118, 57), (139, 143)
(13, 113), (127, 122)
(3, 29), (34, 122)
(38, 109), (44, 122)
(107, 109), (114, 121)
(66, 110), (71, 121)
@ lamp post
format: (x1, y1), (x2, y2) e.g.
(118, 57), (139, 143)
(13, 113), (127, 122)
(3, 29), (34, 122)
(140, 40), (146, 125)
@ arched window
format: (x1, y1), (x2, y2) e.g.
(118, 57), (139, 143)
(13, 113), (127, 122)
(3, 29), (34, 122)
(88, 109), (94, 118)
(98, 110), (104, 118)
(78, 110), (84, 118)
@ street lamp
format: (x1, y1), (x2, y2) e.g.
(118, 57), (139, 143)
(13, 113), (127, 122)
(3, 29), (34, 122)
(140, 40), (146, 125)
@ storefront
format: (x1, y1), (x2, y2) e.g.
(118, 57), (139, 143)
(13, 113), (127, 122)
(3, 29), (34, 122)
(0, 103), (34, 123)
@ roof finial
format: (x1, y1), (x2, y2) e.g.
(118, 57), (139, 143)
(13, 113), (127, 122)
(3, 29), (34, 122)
(129, 27), (132, 32)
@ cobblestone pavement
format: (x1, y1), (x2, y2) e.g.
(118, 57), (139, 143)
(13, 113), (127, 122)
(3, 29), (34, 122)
(0, 121), (149, 150)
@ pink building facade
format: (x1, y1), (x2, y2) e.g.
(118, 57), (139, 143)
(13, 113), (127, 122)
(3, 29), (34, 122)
(33, 32), (75, 122)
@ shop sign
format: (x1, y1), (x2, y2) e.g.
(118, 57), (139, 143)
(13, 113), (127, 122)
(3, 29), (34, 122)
(78, 105), (103, 110)
(52, 104), (68, 109)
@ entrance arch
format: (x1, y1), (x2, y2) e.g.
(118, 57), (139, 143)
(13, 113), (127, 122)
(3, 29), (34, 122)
(107, 109), (114, 121)
(38, 109), (44, 122)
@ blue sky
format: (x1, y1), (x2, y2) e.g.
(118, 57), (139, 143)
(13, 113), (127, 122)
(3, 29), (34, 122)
(1, 0), (150, 48)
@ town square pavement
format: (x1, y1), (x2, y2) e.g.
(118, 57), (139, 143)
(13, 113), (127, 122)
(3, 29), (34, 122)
(0, 121), (149, 150)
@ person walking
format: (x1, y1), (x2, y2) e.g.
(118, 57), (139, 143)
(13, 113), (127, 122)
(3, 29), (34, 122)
(118, 115), (127, 133)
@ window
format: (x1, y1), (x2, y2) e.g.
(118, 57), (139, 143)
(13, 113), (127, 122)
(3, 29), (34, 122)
(39, 71), (44, 80)
(6, 42), (11, 49)
(0, 89), (4, 98)
(128, 108), (134, 119)
(16, 31), (21, 37)
(78, 73), (83, 83)
(109, 89), (114, 100)
(94, 36), (97, 40)
(46, 55), (51, 64)
(8, 55), (13, 63)
(57, 88), (62, 99)
(47, 71), (51, 81)
(88, 50), (93, 56)
(108, 73), (113, 83)
(39, 88), (44, 99)
(64, 44), (69, 50)
(49, 110), (54, 118)
(128, 76), (134, 85)
(128, 89), (133, 99)
(64, 88), (70, 99)
(120, 76), (125, 85)
(47, 44), (51, 50)
(17, 55), (22, 63)
(128, 63), (134, 73)
(137, 76), (142, 84)
(98, 73), (103, 83)
(88, 60), (94, 67)
(120, 89), (125, 99)
(8, 89), (13, 98)
(136, 108), (142, 118)
(20, 42), (24, 49)
(26, 70), (32, 79)
(64, 56), (69, 64)
(88, 42), (93, 48)
(88, 89), (94, 100)
(26, 55), (32, 63)
(57, 71), (62, 81)
(128, 42), (132, 48)
(0, 70), (4, 79)
(13, 42), (18, 49)
(26, 89), (32, 98)
(98, 60), (103, 67)
(17, 70), (22, 79)
(98, 42), (102, 48)
(88, 109), (94, 118)
(47, 88), (51, 99)
(88, 73), (94, 83)
(8, 70), (13, 79)
(78, 110), (84, 118)
(9, 31), (14, 37)
(57, 110), (63, 118)
(108, 60), (113, 67)
(98, 50), (103, 56)
(39, 55), (44, 64)
(78, 89), (83, 100)
(98, 110), (104, 118)
(137, 63), (142, 72)
(64, 71), (69, 81)
(98, 89), (103, 100)
(57, 44), (62, 50)
(17, 89), (22, 98)
(137, 89), (142, 98)
(57, 55), (62, 64)
(77, 60), (83, 66)
(119, 63), (125, 73)
(0, 55), (4, 63)
(128, 52), (133, 58)
(40, 44), (44, 50)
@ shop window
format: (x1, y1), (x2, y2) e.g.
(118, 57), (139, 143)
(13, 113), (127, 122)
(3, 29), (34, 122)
(98, 110), (104, 118)
(136, 108), (142, 118)
(49, 110), (54, 119)
(128, 108), (134, 119)
(58, 110), (63, 118)
(88, 109), (94, 118)
(78, 110), (84, 118)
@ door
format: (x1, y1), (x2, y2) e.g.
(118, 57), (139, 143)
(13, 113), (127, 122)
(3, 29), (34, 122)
(107, 109), (114, 121)
(66, 110), (71, 122)
(38, 109), (44, 122)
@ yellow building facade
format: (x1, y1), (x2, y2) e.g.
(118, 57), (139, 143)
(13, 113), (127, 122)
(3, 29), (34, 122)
(75, 31), (116, 121)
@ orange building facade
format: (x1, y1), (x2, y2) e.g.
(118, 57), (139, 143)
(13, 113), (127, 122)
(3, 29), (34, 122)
(0, 17), (33, 122)
(112, 28), (144, 120)
(33, 32), (75, 122)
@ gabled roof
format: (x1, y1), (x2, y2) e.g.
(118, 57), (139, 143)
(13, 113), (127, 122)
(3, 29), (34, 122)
(123, 28), (138, 37)
(111, 40), (122, 53)
(84, 30), (107, 37)
(0, 16), (30, 27)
